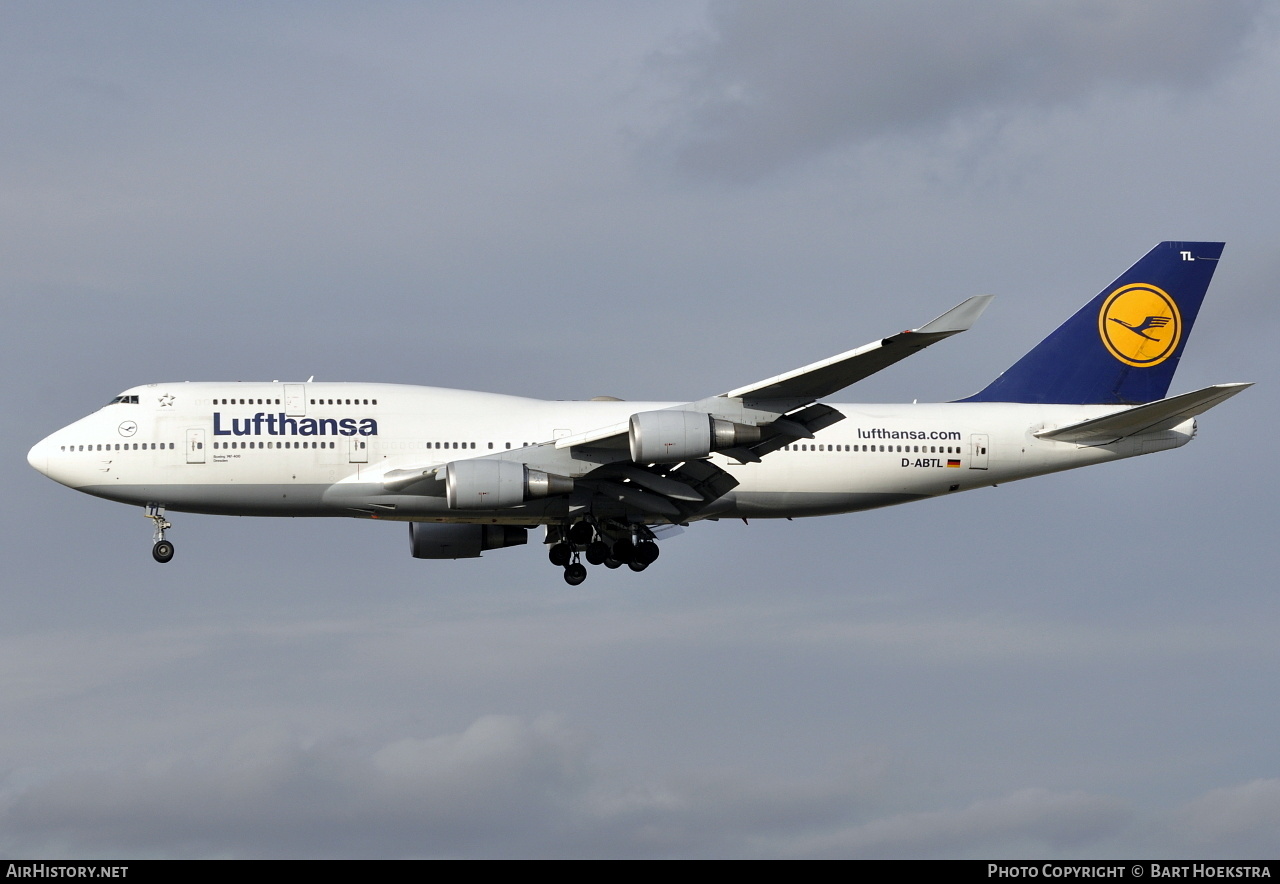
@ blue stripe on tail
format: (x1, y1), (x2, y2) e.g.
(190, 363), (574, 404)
(963, 241), (1224, 405)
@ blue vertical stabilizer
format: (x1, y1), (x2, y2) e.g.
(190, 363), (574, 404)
(963, 242), (1224, 404)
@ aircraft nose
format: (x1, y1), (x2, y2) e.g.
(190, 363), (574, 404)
(27, 437), (50, 476)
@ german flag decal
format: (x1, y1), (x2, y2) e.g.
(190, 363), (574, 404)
(947, 459), (962, 468)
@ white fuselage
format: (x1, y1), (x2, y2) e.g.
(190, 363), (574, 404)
(27, 381), (1194, 525)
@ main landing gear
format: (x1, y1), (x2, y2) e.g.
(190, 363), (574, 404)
(145, 504), (174, 563)
(547, 520), (660, 585)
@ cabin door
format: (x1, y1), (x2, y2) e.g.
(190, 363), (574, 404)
(186, 428), (206, 464)
(349, 436), (368, 463)
(969, 434), (989, 470)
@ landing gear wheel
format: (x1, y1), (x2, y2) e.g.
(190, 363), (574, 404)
(568, 522), (594, 546)
(628, 560), (648, 572)
(611, 538), (635, 564)
(563, 563), (588, 586)
(603, 557), (622, 569)
(635, 541), (660, 565)
(152, 540), (175, 563)
(585, 540), (610, 566)
(144, 503), (173, 563)
(548, 542), (571, 567)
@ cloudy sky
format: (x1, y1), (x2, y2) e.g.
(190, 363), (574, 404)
(4, 1), (1278, 858)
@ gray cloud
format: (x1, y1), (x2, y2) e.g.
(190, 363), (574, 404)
(796, 788), (1131, 859)
(3, 715), (594, 858)
(1171, 779), (1280, 857)
(7, 698), (1270, 858)
(651, 0), (1269, 180)
(0, 714), (1132, 858)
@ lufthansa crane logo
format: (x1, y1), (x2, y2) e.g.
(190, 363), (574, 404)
(118, 421), (137, 437)
(1098, 283), (1181, 367)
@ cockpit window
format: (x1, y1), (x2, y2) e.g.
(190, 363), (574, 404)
(107, 395), (140, 405)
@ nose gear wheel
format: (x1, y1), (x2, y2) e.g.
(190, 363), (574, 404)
(145, 504), (175, 564)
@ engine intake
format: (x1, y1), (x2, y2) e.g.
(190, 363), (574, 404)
(409, 522), (528, 559)
(628, 411), (761, 463)
(445, 459), (573, 509)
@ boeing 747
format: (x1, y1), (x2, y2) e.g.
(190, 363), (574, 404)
(28, 242), (1250, 584)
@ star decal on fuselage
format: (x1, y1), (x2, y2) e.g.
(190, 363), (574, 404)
(159, 394), (175, 407)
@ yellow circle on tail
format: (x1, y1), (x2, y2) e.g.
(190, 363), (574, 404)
(1098, 283), (1181, 367)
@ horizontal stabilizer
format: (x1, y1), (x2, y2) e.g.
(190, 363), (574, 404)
(724, 295), (993, 402)
(1034, 383), (1252, 445)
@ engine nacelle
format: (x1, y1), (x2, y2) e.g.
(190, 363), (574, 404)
(445, 459), (574, 509)
(628, 410), (761, 463)
(409, 522), (528, 559)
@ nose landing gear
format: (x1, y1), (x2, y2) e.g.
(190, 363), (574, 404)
(145, 504), (174, 563)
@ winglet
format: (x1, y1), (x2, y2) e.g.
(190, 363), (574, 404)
(916, 294), (994, 335)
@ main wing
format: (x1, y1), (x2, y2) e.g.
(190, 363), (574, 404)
(375, 296), (992, 523)
(723, 295), (993, 401)
(555, 295), (993, 455)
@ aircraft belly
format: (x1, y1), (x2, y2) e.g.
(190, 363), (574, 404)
(723, 490), (928, 517)
(79, 483), (331, 516)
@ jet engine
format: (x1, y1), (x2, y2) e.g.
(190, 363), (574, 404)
(628, 410), (761, 463)
(409, 522), (528, 559)
(445, 459), (573, 509)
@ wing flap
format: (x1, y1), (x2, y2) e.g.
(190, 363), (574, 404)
(583, 480), (684, 517)
(582, 459), (740, 521)
(1034, 383), (1252, 445)
(602, 463), (705, 501)
(727, 403), (847, 462)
